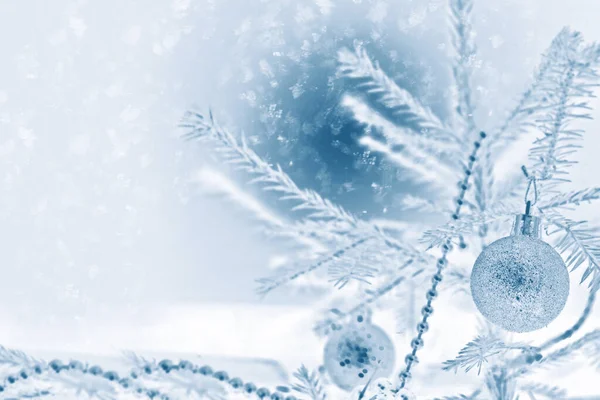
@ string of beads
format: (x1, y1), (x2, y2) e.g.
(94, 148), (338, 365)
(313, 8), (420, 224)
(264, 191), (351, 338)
(396, 131), (487, 391)
(0, 356), (295, 400)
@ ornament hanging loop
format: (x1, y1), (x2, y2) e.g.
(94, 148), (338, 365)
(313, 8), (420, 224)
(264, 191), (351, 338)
(514, 166), (541, 238)
(522, 165), (538, 209)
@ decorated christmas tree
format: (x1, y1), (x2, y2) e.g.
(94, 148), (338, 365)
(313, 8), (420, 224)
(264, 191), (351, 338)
(2, 0), (600, 399)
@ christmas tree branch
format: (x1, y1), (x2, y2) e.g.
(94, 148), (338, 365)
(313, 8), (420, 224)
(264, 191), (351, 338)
(256, 236), (375, 296)
(491, 28), (580, 151)
(193, 166), (326, 253)
(342, 94), (459, 188)
(314, 266), (411, 334)
(528, 32), (600, 188)
(337, 45), (458, 143)
(181, 111), (427, 267)
(449, 0), (477, 140)
(538, 187), (600, 210)
(421, 205), (516, 248)
(442, 335), (509, 375)
(519, 382), (567, 399)
(432, 389), (481, 400)
(538, 287), (596, 351)
(511, 329), (600, 378)
(545, 214), (600, 291)
(291, 365), (327, 400)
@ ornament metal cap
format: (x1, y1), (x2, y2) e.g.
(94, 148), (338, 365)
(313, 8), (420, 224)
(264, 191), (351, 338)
(511, 213), (541, 238)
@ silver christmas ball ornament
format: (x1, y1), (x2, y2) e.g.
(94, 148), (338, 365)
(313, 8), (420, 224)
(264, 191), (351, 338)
(470, 213), (570, 332)
(323, 317), (395, 391)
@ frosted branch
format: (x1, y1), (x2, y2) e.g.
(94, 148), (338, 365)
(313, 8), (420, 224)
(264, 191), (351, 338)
(546, 213), (600, 291)
(181, 111), (427, 265)
(539, 187), (600, 210)
(449, 0), (477, 139)
(292, 365), (327, 400)
(338, 46), (458, 143)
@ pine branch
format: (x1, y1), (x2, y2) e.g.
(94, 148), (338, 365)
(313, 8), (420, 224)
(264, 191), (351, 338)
(542, 329), (600, 366)
(442, 336), (507, 375)
(359, 136), (455, 188)
(181, 110), (426, 264)
(421, 205), (516, 248)
(513, 329), (600, 378)
(255, 236), (374, 296)
(491, 29), (582, 150)
(485, 368), (516, 400)
(182, 111), (357, 225)
(314, 266), (411, 333)
(538, 187), (600, 210)
(528, 32), (600, 189)
(0, 346), (40, 368)
(193, 167), (325, 253)
(328, 259), (378, 289)
(449, 0), (477, 140)
(342, 95), (459, 188)
(545, 213), (600, 291)
(264, 218), (351, 248)
(337, 45), (458, 143)
(520, 382), (568, 399)
(398, 194), (441, 213)
(449, 0), (492, 224)
(291, 365), (326, 400)
(432, 391), (481, 400)
(483, 30), (580, 218)
(538, 287), (596, 351)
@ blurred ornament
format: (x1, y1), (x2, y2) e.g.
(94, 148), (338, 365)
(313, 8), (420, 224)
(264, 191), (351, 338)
(470, 211), (569, 332)
(323, 315), (395, 391)
(347, 379), (414, 400)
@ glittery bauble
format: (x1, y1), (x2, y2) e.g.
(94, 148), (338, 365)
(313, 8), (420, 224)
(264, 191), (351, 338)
(324, 321), (395, 391)
(470, 235), (570, 332)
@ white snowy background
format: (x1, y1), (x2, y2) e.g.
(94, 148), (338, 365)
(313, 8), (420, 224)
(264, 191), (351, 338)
(1, 0), (600, 397)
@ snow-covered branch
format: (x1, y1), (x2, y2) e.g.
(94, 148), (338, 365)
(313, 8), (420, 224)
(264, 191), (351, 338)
(338, 45), (457, 143)
(546, 213), (600, 291)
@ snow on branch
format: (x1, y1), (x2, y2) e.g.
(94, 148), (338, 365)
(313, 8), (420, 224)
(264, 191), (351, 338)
(313, 269), (411, 334)
(266, 218), (351, 248)
(337, 45), (458, 143)
(192, 166), (325, 253)
(545, 213), (600, 291)
(432, 391), (481, 400)
(0, 345), (40, 368)
(521, 329), (600, 374)
(442, 336), (508, 375)
(539, 288), (596, 351)
(343, 95), (459, 189)
(538, 187), (600, 210)
(421, 204), (516, 248)
(359, 135), (454, 188)
(181, 111), (356, 225)
(528, 31), (600, 188)
(519, 382), (568, 399)
(291, 365), (327, 400)
(255, 236), (374, 296)
(491, 29), (578, 149)
(181, 110), (427, 263)
(449, 0), (477, 140)
(398, 194), (441, 214)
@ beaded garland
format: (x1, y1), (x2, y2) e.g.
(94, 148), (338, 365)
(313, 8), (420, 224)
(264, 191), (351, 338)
(396, 132), (487, 390)
(0, 356), (298, 399)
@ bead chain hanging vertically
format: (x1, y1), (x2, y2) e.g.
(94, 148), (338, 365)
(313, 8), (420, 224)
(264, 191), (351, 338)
(396, 131), (487, 391)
